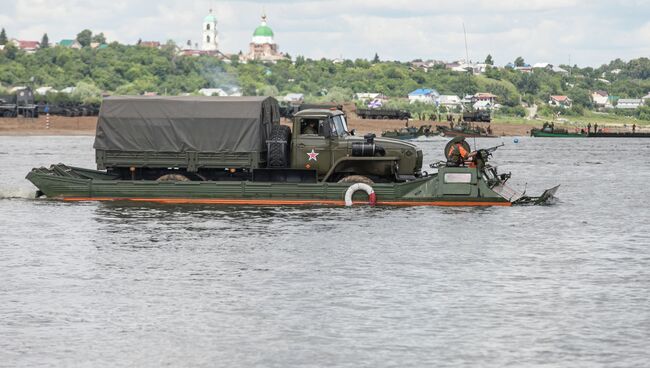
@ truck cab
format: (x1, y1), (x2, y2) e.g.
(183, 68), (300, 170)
(288, 109), (423, 182)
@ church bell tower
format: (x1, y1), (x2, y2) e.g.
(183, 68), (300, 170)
(202, 9), (219, 52)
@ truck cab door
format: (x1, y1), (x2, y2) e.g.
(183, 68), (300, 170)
(292, 118), (332, 176)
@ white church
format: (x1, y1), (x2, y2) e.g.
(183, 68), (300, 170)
(202, 9), (219, 52)
(181, 9), (286, 62)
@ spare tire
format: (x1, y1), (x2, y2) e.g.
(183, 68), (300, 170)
(338, 175), (374, 185)
(157, 174), (190, 182)
(268, 125), (291, 168)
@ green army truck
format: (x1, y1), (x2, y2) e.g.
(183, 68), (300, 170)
(93, 96), (422, 184)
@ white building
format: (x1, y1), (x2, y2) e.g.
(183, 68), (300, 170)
(202, 9), (219, 52)
(408, 88), (439, 104)
(437, 95), (461, 108)
(592, 91), (609, 107)
(616, 99), (643, 109)
(283, 93), (304, 105)
(354, 93), (387, 103)
(642, 93), (650, 105)
(198, 88), (227, 96)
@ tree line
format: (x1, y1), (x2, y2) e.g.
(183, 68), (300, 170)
(1, 28), (649, 119)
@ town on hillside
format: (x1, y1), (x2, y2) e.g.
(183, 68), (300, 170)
(1, 8), (649, 130)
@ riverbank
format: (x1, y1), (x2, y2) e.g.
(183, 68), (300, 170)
(0, 116), (545, 137)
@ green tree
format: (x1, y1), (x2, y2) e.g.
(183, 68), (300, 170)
(372, 53), (380, 63)
(40, 33), (49, 48)
(92, 32), (106, 44)
(259, 85), (279, 96)
(2, 43), (18, 60)
(0, 28), (7, 45)
(72, 81), (102, 103)
(295, 55), (305, 67)
(76, 29), (92, 47)
(485, 54), (494, 65)
(514, 56), (525, 67)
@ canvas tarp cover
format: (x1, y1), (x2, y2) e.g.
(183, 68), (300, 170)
(93, 96), (280, 153)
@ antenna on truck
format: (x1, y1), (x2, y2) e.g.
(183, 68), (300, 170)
(462, 22), (477, 151)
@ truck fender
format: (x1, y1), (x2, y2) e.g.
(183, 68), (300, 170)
(344, 183), (376, 207)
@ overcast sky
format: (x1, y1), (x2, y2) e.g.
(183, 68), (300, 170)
(1, 0), (649, 67)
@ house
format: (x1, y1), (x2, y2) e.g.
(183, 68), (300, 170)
(473, 93), (498, 104)
(354, 93), (387, 103)
(437, 95), (461, 108)
(58, 39), (82, 49)
(549, 95), (572, 108)
(60, 87), (77, 94)
(533, 62), (552, 69)
(616, 99), (643, 109)
(515, 64), (533, 73)
(90, 42), (109, 49)
(591, 90), (609, 107)
(139, 41), (161, 48)
(35, 86), (57, 95)
(283, 93), (305, 105)
(473, 100), (493, 110)
(408, 88), (439, 104)
(11, 40), (40, 53)
(198, 88), (228, 96)
(552, 66), (569, 75)
(641, 93), (650, 105)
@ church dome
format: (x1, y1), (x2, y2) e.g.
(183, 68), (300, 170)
(252, 15), (275, 44)
(204, 10), (217, 23)
(253, 24), (273, 37)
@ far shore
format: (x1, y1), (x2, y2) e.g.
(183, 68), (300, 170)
(0, 115), (540, 137)
(0, 114), (643, 137)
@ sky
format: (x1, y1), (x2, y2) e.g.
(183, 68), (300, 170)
(0, 0), (649, 67)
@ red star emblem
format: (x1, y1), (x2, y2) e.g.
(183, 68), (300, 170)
(307, 149), (319, 161)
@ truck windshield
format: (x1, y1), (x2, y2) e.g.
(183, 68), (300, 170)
(332, 115), (349, 137)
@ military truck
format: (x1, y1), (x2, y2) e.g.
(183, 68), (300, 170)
(356, 108), (411, 120)
(94, 96), (421, 184)
(0, 87), (39, 118)
(462, 109), (491, 122)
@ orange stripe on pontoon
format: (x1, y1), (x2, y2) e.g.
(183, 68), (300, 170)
(61, 197), (511, 207)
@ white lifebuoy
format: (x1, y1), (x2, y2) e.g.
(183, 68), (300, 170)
(344, 183), (376, 207)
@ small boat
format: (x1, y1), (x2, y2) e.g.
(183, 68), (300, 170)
(531, 123), (650, 138)
(436, 123), (496, 138)
(381, 125), (438, 140)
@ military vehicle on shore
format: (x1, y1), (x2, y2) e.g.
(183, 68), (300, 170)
(356, 108), (411, 120)
(381, 125), (438, 140)
(0, 87), (39, 118)
(27, 96), (557, 206)
(462, 109), (491, 123)
(36, 102), (101, 117)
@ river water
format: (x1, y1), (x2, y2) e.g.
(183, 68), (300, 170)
(1, 135), (649, 367)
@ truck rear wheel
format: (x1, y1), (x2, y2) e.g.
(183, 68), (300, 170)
(267, 125), (291, 168)
(338, 175), (374, 185)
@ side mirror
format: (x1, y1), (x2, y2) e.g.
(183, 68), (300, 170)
(350, 129), (356, 136)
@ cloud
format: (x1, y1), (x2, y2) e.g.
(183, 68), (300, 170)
(0, 0), (648, 66)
